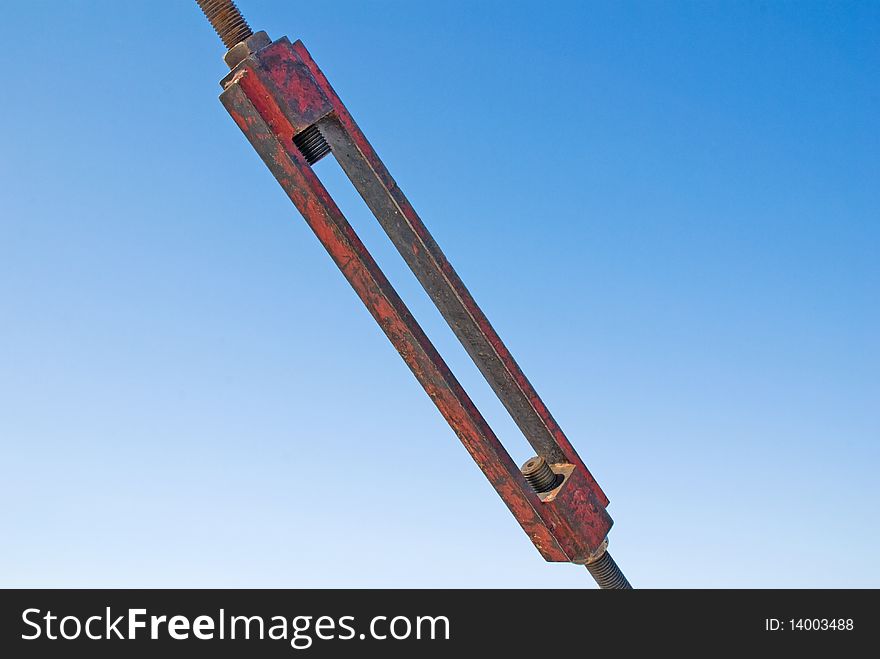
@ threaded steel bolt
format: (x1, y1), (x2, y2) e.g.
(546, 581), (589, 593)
(196, 0), (254, 50)
(521, 456), (559, 493)
(584, 550), (632, 589)
(293, 124), (332, 165)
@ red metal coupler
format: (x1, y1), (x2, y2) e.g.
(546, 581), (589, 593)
(195, 0), (630, 588)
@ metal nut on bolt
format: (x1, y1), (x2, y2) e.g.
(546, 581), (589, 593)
(581, 537), (609, 565)
(224, 30), (271, 68)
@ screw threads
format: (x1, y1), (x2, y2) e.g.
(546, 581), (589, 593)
(521, 456), (558, 493)
(196, 0), (254, 50)
(293, 125), (332, 165)
(585, 550), (632, 589)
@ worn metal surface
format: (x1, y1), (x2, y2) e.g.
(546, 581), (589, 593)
(195, 0), (253, 50)
(216, 35), (614, 563)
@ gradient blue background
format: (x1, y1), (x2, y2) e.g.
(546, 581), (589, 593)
(1, 1), (877, 587)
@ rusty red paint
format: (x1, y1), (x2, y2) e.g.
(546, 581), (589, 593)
(218, 36), (613, 562)
(292, 40), (608, 507)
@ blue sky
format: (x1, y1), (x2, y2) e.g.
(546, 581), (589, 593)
(1, 1), (877, 587)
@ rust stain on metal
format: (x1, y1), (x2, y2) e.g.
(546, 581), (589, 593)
(217, 36), (613, 563)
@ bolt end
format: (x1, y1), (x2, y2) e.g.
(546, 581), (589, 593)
(521, 456), (559, 493)
(196, 0), (254, 50)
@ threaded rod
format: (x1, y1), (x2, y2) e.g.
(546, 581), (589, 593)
(521, 456), (559, 493)
(585, 550), (632, 589)
(293, 124), (332, 165)
(196, 0), (253, 49)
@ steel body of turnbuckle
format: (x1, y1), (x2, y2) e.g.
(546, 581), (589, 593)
(196, 1), (630, 587)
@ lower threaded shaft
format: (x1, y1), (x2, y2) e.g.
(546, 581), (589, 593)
(585, 550), (632, 589)
(196, 0), (254, 50)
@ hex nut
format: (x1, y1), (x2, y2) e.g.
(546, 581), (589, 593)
(224, 30), (271, 69)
